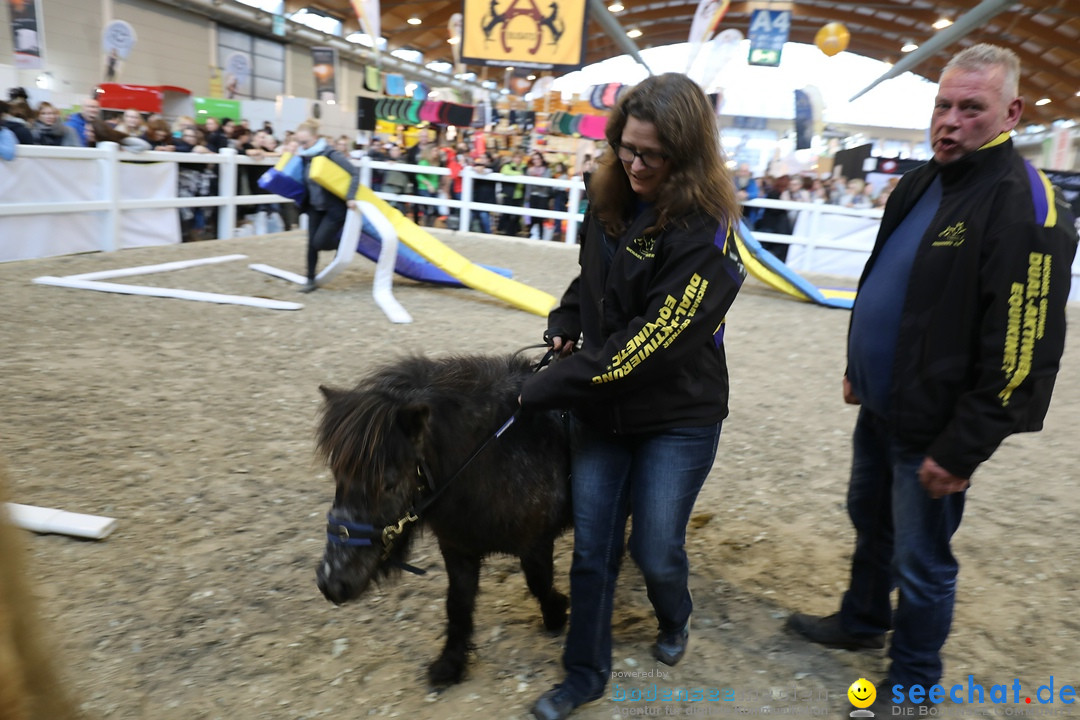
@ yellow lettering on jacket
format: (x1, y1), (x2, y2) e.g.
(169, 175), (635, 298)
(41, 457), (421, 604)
(999, 253), (1048, 406)
(1002, 282), (1023, 376)
(592, 274), (707, 385)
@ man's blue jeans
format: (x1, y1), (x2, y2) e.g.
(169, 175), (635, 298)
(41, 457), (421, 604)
(840, 408), (966, 688)
(560, 417), (721, 701)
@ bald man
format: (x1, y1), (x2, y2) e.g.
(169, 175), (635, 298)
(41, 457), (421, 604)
(65, 95), (101, 146)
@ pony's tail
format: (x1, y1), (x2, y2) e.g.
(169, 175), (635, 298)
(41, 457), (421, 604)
(0, 460), (87, 720)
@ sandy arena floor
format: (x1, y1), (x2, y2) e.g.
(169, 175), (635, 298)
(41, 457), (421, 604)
(1, 230), (1078, 719)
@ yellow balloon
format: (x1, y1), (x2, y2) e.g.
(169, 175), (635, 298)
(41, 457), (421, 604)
(815, 22), (850, 57)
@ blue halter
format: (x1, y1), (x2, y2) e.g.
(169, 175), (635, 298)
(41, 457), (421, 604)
(325, 514), (379, 547)
(325, 511), (427, 575)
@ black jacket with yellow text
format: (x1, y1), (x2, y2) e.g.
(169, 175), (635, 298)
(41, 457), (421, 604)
(521, 204), (746, 433)
(854, 135), (1077, 478)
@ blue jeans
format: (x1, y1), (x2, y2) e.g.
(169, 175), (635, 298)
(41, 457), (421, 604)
(474, 210), (492, 234)
(840, 408), (965, 688)
(561, 417), (721, 702)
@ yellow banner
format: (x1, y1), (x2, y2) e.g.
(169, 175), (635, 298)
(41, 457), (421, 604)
(460, 0), (587, 70)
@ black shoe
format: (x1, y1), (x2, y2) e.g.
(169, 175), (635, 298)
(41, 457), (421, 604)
(531, 686), (579, 720)
(866, 680), (925, 716)
(652, 621), (690, 666)
(299, 281), (317, 293)
(785, 612), (885, 650)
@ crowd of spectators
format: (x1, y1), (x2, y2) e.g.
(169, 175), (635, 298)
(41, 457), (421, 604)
(736, 162), (898, 261)
(2, 86), (598, 242)
(361, 131), (588, 241)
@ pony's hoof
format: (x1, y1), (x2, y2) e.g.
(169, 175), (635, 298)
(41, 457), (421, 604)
(541, 591), (569, 633)
(427, 656), (466, 687)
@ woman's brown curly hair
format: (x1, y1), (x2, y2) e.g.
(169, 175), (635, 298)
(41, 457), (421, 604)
(588, 73), (739, 238)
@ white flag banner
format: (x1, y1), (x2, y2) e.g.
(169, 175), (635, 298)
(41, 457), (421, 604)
(350, 0), (381, 60)
(685, 0), (730, 73)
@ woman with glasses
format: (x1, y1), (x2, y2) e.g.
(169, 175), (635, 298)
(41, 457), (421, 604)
(520, 73), (745, 720)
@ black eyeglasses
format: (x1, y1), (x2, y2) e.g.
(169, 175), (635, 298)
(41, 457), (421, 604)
(614, 143), (668, 169)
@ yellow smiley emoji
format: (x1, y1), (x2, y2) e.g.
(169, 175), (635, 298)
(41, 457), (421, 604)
(848, 678), (876, 708)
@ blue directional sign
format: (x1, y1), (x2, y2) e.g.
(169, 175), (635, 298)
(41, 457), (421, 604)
(747, 9), (790, 67)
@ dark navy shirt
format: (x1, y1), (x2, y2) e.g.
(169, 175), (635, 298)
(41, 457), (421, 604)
(848, 176), (943, 415)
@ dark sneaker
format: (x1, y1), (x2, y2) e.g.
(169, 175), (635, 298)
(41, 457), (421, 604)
(531, 685), (580, 720)
(785, 612), (885, 650)
(652, 620), (690, 666)
(866, 680), (926, 717)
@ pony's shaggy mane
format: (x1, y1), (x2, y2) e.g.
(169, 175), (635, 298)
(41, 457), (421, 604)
(316, 355), (530, 502)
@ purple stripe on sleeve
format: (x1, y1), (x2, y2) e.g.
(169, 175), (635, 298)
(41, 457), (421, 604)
(1023, 160), (1049, 226)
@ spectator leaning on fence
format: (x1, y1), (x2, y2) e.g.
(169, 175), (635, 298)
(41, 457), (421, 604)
(64, 96), (101, 147)
(470, 151), (499, 234)
(175, 126), (215, 242)
(2, 98), (35, 144)
(413, 144), (440, 227)
(31, 101), (80, 146)
(496, 151), (526, 236)
(141, 118), (175, 151)
(525, 151), (553, 240)
(115, 108), (146, 137)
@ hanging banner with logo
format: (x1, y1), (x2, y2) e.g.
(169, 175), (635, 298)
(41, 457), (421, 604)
(311, 46), (337, 103)
(747, 8), (789, 67)
(224, 50), (253, 99)
(460, 0), (588, 71)
(102, 20), (136, 81)
(10, 0), (44, 70)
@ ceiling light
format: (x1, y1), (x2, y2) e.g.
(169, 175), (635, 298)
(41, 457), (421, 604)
(608, 2), (624, 12)
(1035, 98), (1052, 106)
(627, 27), (643, 38)
(901, 40), (918, 52)
(932, 17), (953, 30)
(407, 16), (421, 25)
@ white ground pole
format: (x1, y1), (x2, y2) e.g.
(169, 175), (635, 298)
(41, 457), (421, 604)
(359, 202), (412, 324)
(4, 503), (117, 540)
(249, 208), (412, 324)
(33, 255), (303, 311)
(249, 212), (355, 286)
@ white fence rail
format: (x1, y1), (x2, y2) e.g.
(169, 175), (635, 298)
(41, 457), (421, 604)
(742, 197), (886, 279)
(4, 148), (1076, 300)
(0, 145), (883, 272)
(0, 144), (589, 262)
(357, 157), (588, 243)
